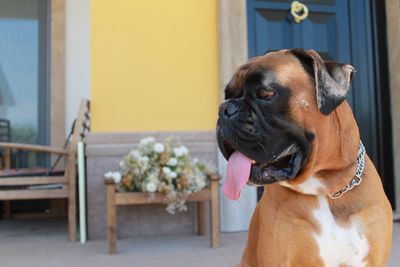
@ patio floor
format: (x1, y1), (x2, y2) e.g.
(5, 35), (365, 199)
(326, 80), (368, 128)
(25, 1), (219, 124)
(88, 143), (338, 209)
(0, 219), (399, 267)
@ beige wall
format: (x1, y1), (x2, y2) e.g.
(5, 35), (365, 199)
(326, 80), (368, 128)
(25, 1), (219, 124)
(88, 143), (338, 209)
(51, 0), (65, 147)
(386, 0), (400, 212)
(217, 0), (248, 98)
(217, 0), (257, 232)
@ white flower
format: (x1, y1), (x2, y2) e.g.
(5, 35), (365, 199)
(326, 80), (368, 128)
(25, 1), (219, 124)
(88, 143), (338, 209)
(162, 167), (171, 174)
(193, 158), (199, 164)
(146, 182), (157, 193)
(113, 172), (122, 183)
(140, 137), (156, 146)
(173, 147), (184, 157)
(119, 161), (125, 167)
(153, 143), (165, 153)
(167, 157), (178, 166)
(129, 150), (141, 159)
(180, 146), (189, 155)
(173, 146), (189, 157)
(104, 171), (122, 183)
(140, 156), (149, 163)
(196, 178), (206, 189)
(147, 173), (159, 183)
(168, 171), (177, 179)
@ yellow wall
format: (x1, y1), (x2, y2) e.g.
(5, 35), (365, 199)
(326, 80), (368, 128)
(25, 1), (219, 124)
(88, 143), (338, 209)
(91, 0), (219, 131)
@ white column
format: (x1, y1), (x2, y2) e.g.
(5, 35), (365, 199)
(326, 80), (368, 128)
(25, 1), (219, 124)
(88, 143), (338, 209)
(65, 0), (91, 133)
(217, 0), (257, 232)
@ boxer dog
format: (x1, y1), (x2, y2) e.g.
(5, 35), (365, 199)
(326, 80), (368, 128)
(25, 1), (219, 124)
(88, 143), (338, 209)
(217, 49), (392, 266)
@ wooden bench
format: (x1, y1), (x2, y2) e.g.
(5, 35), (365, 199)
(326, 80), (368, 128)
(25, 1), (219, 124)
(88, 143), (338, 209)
(0, 99), (90, 241)
(104, 173), (221, 254)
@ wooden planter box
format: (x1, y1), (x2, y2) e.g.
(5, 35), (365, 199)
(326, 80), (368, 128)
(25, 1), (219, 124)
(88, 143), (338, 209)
(104, 173), (221, 254)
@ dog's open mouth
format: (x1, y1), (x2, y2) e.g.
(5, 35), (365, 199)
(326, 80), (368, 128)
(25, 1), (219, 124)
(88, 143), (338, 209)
(250, 143), (302, 183)
(219, 137), (302, 200)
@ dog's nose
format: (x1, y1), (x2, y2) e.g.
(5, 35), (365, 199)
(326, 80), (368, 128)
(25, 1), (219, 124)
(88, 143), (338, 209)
(220, 102), (239, 119)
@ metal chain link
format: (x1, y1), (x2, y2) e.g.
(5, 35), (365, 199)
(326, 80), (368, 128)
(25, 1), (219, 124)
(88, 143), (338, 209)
(329, 141), (365, 199)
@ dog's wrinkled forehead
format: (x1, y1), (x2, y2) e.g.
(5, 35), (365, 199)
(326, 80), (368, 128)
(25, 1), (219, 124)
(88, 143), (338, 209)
(224, 50), (307, 99)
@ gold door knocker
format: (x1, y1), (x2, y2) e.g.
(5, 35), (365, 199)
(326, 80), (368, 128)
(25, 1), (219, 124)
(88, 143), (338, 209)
(291, 1), (309, 23)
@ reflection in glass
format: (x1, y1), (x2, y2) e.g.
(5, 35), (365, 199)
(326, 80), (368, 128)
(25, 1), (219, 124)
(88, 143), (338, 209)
(0, 0), (48, 168)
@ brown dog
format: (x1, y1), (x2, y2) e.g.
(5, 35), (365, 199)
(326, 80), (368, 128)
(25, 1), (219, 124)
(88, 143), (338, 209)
(217, 49), (392, 266)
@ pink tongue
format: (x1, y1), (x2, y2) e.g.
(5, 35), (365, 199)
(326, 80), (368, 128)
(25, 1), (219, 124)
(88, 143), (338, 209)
(223, 151), (252, 200)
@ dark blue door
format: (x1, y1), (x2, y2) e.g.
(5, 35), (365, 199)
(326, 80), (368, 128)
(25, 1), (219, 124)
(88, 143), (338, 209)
(247, 0), (395, 205)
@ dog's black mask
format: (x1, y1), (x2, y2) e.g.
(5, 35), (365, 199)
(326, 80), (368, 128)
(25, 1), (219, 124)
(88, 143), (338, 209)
(217, 70), (312, 185)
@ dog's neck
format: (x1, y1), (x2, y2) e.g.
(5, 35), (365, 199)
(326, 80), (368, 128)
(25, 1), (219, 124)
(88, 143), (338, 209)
(281, 101), (361, 196)
(313, 101), (361, 194)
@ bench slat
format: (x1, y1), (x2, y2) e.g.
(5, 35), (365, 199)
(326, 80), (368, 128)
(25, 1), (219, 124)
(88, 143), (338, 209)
(0, 187), (68, 200)
(0, 177), (68, 186)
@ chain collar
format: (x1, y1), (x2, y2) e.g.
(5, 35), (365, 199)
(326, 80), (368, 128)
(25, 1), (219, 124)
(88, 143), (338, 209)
(328, 141), (366, 199)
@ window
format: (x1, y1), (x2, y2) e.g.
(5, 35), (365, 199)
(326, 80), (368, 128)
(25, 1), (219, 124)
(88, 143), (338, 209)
(0, 0), (50, 167)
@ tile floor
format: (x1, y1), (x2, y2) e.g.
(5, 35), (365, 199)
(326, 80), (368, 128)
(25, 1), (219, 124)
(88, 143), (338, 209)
(0, 219), (398, 267)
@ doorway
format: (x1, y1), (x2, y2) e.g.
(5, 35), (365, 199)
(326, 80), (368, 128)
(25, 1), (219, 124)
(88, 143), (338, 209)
(246, 0), (395, 207)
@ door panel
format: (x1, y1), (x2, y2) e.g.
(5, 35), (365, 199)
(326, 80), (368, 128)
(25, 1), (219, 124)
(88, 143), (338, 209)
(254, 10), (293, 52)
(247, 0), (395, 206)
(301, 13), (337, 59)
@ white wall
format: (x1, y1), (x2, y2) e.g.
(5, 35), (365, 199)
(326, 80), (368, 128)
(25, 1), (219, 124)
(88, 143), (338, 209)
(65, 0), (90, 133)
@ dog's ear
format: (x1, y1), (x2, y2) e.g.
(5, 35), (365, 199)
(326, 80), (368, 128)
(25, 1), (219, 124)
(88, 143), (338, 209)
(291, 49), (355, 115)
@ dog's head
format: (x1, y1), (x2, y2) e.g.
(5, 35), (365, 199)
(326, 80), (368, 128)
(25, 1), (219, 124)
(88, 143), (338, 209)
(217, 49), (357, 188)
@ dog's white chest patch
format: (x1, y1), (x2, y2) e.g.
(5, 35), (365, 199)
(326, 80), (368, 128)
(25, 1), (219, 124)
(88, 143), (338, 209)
(280, 176), (325, 195)
(312, 196), (369, 267)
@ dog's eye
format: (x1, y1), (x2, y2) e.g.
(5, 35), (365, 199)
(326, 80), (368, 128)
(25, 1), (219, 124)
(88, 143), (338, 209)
(257, 89), (276, 101)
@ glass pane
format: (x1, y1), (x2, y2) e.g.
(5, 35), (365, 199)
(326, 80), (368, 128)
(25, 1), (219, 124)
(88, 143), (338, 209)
(0, 0), (40, 145)
(0, 0), (48, 169)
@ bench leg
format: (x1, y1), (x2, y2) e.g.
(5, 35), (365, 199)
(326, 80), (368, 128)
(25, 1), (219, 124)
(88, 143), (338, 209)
(197, 201), (206, 236)
(210, 179), (220, 248)
(68, 200), (76, 241)
(107, 183), (117, 254)
(68, 186), (77, 241)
